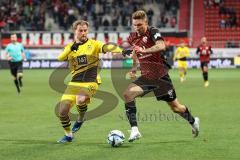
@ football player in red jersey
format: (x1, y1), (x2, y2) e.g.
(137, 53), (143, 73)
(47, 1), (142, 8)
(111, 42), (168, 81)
(122, 10), (200, 142)
(196, 37), (213, 87)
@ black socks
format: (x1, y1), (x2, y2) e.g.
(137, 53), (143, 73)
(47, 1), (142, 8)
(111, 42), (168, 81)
(14, 79), (20, 93)
(125, 101), (138, 127)
(179, 107), (195, 125)
(203, 72), (208, 81)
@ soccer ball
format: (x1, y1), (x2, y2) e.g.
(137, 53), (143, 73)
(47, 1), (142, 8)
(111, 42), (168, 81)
(107, 130), (125, 147)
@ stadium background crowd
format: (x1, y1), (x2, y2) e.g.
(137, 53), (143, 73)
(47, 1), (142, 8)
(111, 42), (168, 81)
(0, 0), (179, 31)
(0, 0), (239, 48)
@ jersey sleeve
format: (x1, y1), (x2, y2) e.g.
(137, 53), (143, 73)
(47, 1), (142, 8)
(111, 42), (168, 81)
(21, 43), (25, 52)
(185, 47), (190, 57)
(209, 46), (213, 54)
(57, 44), (72, 61)
(196, 47), (200, 55)
(95, 40), (104, 53)
(5, 45), (9, 53)
(150, 27), (164, 42)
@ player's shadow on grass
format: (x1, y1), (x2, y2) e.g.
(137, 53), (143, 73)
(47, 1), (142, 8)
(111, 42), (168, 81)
(70, 141), (131, 148)
(141, 139), (193, 145)
(0, 138), (129, 147)
(0, 138), (192, 148)
(101, 145), (132, 149)
(0, 138), (58, 145)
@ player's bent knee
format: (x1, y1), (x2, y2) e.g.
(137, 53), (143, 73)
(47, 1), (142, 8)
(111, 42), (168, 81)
(123, 91), (134, 102)
(59, 107), (69, 118)
(58, 100), (72, 117)
(123, 92), (130, 101)
(203, 67), (208, 72)
(76, 95), (90, 105)
(17, 73), (23, 77)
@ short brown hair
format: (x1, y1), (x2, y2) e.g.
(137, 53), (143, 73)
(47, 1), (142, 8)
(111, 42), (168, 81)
(72, 20), (89, 30)
(132, 10), (148, 21)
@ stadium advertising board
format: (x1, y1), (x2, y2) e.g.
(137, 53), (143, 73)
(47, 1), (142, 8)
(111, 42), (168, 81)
(0, 58), (235, 69)
(173, 58), (234, 68)
(0, 60), (123, 69)
(0, 32), (188, 48)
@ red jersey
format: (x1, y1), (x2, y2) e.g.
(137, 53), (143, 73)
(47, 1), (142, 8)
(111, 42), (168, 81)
(196, 45), (213, 62)
(127, 27), (170, 80)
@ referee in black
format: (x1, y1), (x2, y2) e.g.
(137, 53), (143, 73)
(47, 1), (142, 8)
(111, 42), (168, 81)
(5, 34), (26, 93)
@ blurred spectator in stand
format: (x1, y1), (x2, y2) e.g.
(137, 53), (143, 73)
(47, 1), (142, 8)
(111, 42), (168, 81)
(204, 0), (214, 8)
(170, 16), (177, 28)
(164, 0), (171, 11)
(147, 8), (154, 26)
(67, 7), (77, 29)
(102, 14), (111, 31)
(226, 41), (237, 48)
(219, 19), (226, 28)
(0, 12), (7, 30)
(219, 2), (227, 15)
(0, 0), (180, 31)
(161, 12), (168, 27)
(170, 0), (179, 15)
(211, 0), (222, 7)
(228, 14), (237, 27)
(112, 10), (119, 31)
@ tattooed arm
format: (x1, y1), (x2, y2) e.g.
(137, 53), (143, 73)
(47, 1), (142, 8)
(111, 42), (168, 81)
(134, 40), (166, 54)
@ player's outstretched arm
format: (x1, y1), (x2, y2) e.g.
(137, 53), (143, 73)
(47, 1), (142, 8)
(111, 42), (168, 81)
(20, 44), (27, 61)
(102, 44), (123, 53)
(21, 52), (27, 61)
(102, 43), (134, 57)
(57, 44), (72, 61)
(134, 39), (166, 54)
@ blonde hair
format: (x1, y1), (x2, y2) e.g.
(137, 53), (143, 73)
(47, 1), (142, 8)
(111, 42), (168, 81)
(132, 10), (148, 22)
(72, 20), (89, 30)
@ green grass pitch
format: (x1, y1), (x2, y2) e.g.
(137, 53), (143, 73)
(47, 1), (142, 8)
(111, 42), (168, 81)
(0, 68), (239, 160)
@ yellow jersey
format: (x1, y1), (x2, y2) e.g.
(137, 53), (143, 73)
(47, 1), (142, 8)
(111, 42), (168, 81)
(174, 46), (190, 60)
(58, 39), (104, 83)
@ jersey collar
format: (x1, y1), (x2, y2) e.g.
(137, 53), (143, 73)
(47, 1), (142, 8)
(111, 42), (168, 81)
(77, 38), (89, 45)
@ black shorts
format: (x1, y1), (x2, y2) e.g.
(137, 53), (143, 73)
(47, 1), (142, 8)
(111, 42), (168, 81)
(133, 74), (177, 102)
(8, 61), (23, 77)
(201, 61), (209, 70)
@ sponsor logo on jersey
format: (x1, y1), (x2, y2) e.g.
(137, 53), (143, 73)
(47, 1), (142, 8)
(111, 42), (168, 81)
(142, 36), (148, 43)
(154, 33), (161, 39)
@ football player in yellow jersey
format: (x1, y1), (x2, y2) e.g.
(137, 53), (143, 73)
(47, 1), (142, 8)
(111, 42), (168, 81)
(57, 20), (123, 143)
(173, 41), (190, 82)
